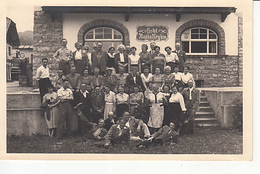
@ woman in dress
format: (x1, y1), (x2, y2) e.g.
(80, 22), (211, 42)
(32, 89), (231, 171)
(78, 69), (92, 89)
(129, 85), (144, 116)
(42, 86), (60, 137)
(162, 85), (172, 126)
(128, 46), (141, 72)
(166, 86), (187, 131)
(140, 66), (153, 91)
(107, 46), (116, 75)
(151, 46), (166, 73)
(82, 45), (92, 70)
(139, 44), (151, 73)
(181, 66), (196, 88)
(104, 86), (116, 120)
(173, 66), (184, 89)
(147, 84), (166, 134)
(163, 66), (175, 88)
(150, 67), (164, 91)
(115, 85), (129, 120)
(165, 46), (179, 73)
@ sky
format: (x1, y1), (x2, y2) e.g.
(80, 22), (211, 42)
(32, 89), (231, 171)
(7, 6), (34, 32)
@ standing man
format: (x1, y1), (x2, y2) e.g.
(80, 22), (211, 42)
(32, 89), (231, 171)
(172, 42), (186, 72)
(66, 66), (81, 91)
(56, 79), (78, 139)
(125, 66), (143, 94)
(125, 44), (131, 55)
(149, 42), (156, 55)
(36, 58), (52, 102)
(53, 38), (73, 76)
(182, 79), (199, 134)
(91, 85), (105, 123)
(91, 42), (107, 75)
(72, 42), (89, 75)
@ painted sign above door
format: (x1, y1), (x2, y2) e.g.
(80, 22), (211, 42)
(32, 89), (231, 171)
(136, 25), (168, 41)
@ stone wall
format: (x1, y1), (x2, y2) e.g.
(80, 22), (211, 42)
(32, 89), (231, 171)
(33, 11), (63, 87)
(238, 16), (243, 86)
(186, 55), (240, 87)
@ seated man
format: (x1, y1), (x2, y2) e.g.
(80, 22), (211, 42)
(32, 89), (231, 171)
(104, 117), (130, 148)
(104, 111), (116, 131)
(122, 111), (151, 141)
(137, 122), (179, 148)
(76, 108), (107, 140)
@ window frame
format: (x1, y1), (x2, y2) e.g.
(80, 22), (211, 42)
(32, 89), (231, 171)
(84, 27), (123, 42)
(181, 27), (218, 55)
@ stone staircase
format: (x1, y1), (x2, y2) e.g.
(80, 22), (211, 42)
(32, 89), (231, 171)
(194, 92), (220, 127)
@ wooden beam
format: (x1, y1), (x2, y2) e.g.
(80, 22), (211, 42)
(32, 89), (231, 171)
(125, 13), (129, 22)
(176, 13), (181, 22)
(221, 13), (229, 22)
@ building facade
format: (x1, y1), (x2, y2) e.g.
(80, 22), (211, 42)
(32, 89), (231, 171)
(33, 6), (243, 87)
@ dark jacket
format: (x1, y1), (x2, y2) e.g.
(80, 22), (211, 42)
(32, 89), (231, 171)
(125, 73), (143, 93)
(114, 52), (129, 73)
(91, 50), (107, 74)
(152, 125), (179, 144)
(104, 118), (116, 131)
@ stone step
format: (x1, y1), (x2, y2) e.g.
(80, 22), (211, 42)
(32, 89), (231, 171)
(194, 117), (218, 121)
(200, 96), (208, 101)
(195, 111), (215, 117)
(194, 114), (216, 118)
(194, 119), (219, 125)
(199, 101), (211, 107)
(196, 123), (220, 127)
(198, 106), (213, 112)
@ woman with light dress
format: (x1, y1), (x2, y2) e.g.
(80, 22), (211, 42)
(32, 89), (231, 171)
(165, 46), (179, 73)
(147, 84), (166, 134)
(115, 85), (130, 119)
(42, 86), (60, 137)
(181, 66), (196, 88)
(165, 86), (187, 131)
(140, 66), (153, 91)
(128, 46), (141, 72)
(150, 67), (164, 91)
(103, 86), (116, 120)
(106, 46), (116, 75)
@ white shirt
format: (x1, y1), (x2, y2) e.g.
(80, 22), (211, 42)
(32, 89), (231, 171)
(36, 65), (49, 80)
(165, 52), (179, 63)
(141, 73), (153, 83)
(169, 92), (186, 111)
(57, 87), (73, 100)
(129, 54), (140, 65)
(87, 53), (92, 65)
(120, 53), (125, 62)
(173, 72), (183, 81)
(80, 89), (89, 98)
(75, 50), (82, 60)
(181, 73), (195, 84)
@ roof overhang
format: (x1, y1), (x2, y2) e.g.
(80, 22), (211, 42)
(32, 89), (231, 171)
(42, 6), (236, 22)
(6, 17), (20, 47)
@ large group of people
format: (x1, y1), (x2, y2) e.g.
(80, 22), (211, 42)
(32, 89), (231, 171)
(36, 38), (199, 148)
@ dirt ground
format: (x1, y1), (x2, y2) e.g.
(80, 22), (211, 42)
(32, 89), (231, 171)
(7, 127), (242, 154)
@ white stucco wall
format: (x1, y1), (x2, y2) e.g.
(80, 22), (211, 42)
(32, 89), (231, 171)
(63, 12), (238, 55)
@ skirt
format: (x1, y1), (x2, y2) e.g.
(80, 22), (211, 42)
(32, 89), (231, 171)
(45, 105), (59, 129)
(165, 102), (183, 128)
(104, 103), (115, 120)
(116, 104), (129, 119)
(148, 103), (164, 128)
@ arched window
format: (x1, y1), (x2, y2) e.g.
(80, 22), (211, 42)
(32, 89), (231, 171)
(181, 27), (218, 55)
(84, 27), (123, 52)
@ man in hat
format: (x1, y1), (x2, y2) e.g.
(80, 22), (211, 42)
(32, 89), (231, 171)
(91, 42), (107, 75)
(103, 67), (117, 91)
(53, 38), (73, 75)
(182, 79), (199, 134)
(172, 42), (186, 72)
(114, 44), (129, 73)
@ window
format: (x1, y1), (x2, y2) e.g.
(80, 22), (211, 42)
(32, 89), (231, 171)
(84, 27), (123, 52)
(181, 27), (218, 55)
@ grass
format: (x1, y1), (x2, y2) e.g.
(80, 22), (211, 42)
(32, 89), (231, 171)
(7, 127), (242, 154)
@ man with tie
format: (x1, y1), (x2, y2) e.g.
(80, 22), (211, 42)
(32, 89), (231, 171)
(172, 42), (186, 72)
(182, 80), (199, 134)
(125, 66), (143, 94)
(91, 42), (107, 75)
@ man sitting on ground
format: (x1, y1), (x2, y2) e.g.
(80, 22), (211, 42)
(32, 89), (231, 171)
(104, 117), (130, 148)
(122, 111), (151, 141)
(104, 111), (116, 131)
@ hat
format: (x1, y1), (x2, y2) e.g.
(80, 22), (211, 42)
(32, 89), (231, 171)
(93, 43), (97, 47)
(97, 42), (103, 46)
(150, 42), (156, 45)
(106, 67), (113, 71)
(117, 44), (126, 50)
(176, 42), (181, 46)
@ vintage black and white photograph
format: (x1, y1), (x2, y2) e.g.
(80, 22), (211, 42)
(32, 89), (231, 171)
(5, 3), (247, 158)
